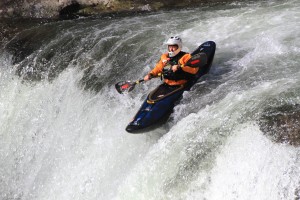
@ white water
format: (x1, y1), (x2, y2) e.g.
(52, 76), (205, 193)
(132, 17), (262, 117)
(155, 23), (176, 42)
(1, 1), (300, 199)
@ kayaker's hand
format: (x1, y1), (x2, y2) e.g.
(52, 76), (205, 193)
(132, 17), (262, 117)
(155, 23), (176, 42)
(144, 74), (151, 81)
(171, 65), (179, 72)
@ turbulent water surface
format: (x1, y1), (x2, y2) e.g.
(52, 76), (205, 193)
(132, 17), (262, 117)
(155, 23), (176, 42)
(1, 0), (300, 199)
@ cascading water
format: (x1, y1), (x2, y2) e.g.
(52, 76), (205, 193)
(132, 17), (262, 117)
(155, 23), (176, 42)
(1, 0), (300, 199)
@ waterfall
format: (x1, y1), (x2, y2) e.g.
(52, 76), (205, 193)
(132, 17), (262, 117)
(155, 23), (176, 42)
(1, 1), (300, 199)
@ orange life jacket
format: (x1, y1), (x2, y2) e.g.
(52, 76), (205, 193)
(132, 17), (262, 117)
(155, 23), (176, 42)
(149, 52), (199, 86)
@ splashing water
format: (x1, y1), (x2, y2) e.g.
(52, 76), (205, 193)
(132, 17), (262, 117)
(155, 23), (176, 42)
(1, 1), (300, 199)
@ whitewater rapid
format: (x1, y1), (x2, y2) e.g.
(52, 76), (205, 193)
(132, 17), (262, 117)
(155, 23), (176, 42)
(1, 0), (300, 199)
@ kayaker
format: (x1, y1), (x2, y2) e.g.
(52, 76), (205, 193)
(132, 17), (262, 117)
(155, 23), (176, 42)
(143, 36), (199, 86)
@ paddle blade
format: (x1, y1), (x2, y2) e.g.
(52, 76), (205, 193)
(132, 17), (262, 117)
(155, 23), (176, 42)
(115, 81), (136, 94)
(186, 53), (208, 68)
(115, 79), (144, 94)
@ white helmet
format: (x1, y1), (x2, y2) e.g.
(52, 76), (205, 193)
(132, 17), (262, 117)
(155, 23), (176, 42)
(166, 36), (182, 57)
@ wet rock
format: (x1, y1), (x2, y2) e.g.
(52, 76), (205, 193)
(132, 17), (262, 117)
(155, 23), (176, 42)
(59, 2), (82, 19)
(259, 104), (300, 146)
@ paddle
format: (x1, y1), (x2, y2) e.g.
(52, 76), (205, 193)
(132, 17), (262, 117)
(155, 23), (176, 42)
(115, 52), (207, 94)
(184, 52), (207, 68)
(115, 79), (145, 94)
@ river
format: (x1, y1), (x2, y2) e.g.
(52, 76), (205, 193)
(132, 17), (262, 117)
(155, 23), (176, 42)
(0, 0), (300, 199)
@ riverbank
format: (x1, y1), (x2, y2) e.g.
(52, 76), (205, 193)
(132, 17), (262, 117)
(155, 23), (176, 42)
(0, 0), (239, 19)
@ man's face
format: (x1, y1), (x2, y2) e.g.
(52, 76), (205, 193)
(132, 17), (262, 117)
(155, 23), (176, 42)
(168, 45), (178, 52)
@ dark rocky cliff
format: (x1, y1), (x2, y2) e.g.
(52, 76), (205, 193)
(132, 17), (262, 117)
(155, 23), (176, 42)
(0, 0), (222, 19)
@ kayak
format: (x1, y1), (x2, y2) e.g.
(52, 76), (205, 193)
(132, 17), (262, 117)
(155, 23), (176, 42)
(126, 41), (216, 133)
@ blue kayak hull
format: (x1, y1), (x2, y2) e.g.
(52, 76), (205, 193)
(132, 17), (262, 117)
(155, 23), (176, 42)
(126, 41), (216, 133)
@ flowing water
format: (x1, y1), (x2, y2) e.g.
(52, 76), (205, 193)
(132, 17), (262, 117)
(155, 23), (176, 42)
(1, 0), (300, 199)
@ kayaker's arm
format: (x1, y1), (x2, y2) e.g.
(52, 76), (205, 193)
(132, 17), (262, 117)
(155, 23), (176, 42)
(144, 73), (162, 81)
(144, 53), (169, 81)
(179, 54), (199, 74)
